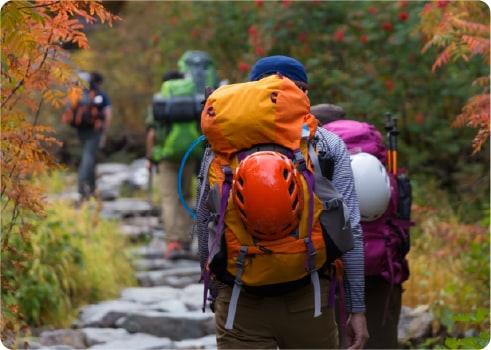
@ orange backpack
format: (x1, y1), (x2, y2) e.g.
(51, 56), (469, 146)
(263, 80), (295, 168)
(62, 85), (104, 130)
(197, 74), (353, 329)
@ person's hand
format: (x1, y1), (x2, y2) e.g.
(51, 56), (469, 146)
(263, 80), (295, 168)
(346, 312), (369, 349)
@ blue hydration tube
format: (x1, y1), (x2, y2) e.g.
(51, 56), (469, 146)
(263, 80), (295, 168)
(178, 135), (206, 219)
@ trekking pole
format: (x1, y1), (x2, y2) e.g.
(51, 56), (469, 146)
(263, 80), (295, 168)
(391, 116), (399, 175)
(384, 112), (393, 174)
(147, 163), (153, 205)
(146, 162), (154, 234)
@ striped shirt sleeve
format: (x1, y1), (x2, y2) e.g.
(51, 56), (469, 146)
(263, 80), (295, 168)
(315, 127), (365, 313)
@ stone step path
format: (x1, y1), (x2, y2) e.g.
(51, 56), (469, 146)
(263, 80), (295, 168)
(26, 197), (218, 350)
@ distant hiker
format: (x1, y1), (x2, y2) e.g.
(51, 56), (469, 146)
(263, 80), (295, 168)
(193, 56), (368, 349)
(312, 103), (412, 349)
(62, 71), (113, 201)
(145, 70), (199, 258)
(146, 51), (220, 258)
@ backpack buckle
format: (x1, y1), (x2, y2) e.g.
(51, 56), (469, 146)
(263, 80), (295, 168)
(222, 165), (233, 184)
(324, 199), (341, 210)
(294, 150), (307, 171)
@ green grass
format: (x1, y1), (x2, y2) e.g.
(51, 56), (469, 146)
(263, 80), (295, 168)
(2, 191), (138, 329)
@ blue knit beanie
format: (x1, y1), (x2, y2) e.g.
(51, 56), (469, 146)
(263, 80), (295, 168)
(249, 55), (308, 86)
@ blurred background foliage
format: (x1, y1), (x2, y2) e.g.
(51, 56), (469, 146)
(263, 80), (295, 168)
(47, 0), (489, 222)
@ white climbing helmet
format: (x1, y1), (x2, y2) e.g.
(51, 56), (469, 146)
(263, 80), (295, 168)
(350, 152), (392, 222)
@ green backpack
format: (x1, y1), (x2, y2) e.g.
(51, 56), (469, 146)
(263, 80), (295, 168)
(151, 78), (203, 162)
(177, 51), (220, 95)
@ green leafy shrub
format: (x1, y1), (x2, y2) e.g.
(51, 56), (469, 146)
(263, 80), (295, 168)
(3, 200), (137, 328)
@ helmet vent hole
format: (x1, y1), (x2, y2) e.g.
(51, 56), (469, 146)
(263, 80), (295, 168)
(283, 169), (289, 179)
(236, 191), (244, 203)
(288, 181), (295, 195)
(238, 208), (246, 218)
(292, 196), (298, 210)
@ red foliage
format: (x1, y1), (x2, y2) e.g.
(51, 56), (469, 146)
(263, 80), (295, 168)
(382, 22), (394, 32)
(397, 0), (408, 8)
(384, 80), (395, 90)
(334, 30), (344, 42)
(437, 0), (450, 9)
(249, 25), (257, 36)
(398, 12), (409, 21)
(360, 34), (368, 43)
(414, 113), (424, 124)
(238, 62), (250, 71)
(422, 3), (433, 13)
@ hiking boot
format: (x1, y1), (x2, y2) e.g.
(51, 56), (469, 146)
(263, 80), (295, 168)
(164, 241), (184, 260)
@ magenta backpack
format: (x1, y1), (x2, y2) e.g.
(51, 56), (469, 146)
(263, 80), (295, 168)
(323, 120), (386, 163)
(323, 119), (412, 286)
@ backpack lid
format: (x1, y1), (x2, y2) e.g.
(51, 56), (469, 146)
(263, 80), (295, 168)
(201, 74), (317, 161)
(310, 104), (346, 125)
(323, 119), (387, 165)
(179, 50), (214, 69)
(178, 51), (219, 93)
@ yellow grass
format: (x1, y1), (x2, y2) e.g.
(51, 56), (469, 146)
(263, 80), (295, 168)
(402, 203), (489, 319)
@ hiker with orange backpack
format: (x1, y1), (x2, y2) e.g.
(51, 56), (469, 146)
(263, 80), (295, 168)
(62, 71), (113, 201)
(311, 103), (412, 349)
(193, 56), (368, 349)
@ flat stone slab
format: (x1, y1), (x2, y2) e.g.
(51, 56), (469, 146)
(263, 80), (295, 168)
(86, 332), (172, 349)
(81, 327), (130, 346)
(101, 198), (152, 217)
(135, 266), (201, 287)
(115, 310), (215, 340)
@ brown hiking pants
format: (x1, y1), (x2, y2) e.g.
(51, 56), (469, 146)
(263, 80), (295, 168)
(158, 160), (196, 245)
(214, 278), (338, 349)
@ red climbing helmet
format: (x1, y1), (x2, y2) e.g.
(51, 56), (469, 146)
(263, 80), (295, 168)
(232, 151), (304, 240)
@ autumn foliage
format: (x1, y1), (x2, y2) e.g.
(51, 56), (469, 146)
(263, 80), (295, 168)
(419, 0), (490, 154)
(1, 0), (119, 344)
